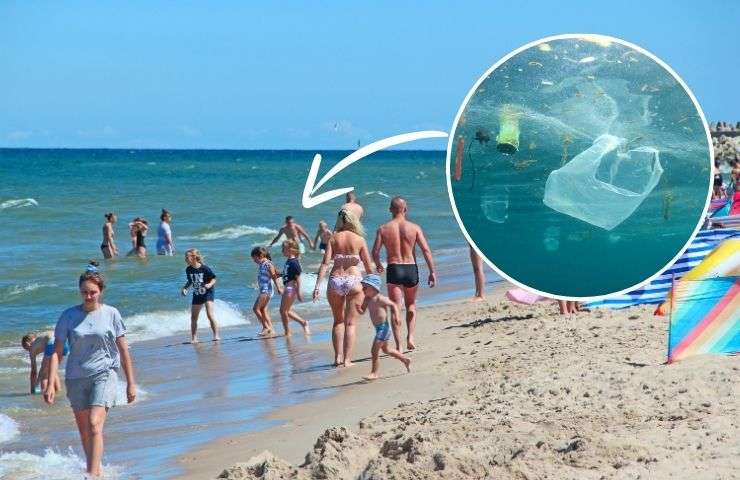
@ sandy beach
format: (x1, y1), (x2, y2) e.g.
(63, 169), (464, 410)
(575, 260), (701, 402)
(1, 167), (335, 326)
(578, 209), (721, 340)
(177, 284), (739, 479)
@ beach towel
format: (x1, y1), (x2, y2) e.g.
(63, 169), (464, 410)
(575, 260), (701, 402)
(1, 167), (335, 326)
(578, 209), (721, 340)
(711, 202), (732, 218)
(710, 198), (728, 213)
(710, 214), (740, 228)
(666, 277), (739, 363)
(506, 288), (546, 305)
(586, 228), (740, 309)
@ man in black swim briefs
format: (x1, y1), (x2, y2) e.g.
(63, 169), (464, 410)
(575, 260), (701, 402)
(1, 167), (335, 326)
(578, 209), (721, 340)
(372, 196), (436, 351)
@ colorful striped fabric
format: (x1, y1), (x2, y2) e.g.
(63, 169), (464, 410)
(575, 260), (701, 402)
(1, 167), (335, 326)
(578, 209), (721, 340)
(655, 238), (740, 314)
(667, 277), (740, 363)
(710, 214), (740, 228)
(586, 229), (740, 309)
(710, 198), (728, 212)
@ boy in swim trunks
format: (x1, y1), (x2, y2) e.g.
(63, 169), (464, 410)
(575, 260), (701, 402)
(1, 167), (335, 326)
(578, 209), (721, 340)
(21, 331), (68, 394)
(356, 274), (410, 380)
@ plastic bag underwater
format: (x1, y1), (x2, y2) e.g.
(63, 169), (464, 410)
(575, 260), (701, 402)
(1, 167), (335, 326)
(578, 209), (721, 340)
(543, 134), (663, 230)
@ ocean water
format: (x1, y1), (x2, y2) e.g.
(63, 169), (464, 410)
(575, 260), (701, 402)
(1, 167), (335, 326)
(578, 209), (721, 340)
(0, 148), (495, 478)
(451, 36), (711, 297)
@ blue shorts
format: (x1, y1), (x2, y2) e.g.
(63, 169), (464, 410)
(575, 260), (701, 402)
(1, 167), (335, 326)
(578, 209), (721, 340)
(192, 288), (215, 305)
(374, 321), (391, 342)
(44, 341), (69, 357)
(65, 369), (119, 412)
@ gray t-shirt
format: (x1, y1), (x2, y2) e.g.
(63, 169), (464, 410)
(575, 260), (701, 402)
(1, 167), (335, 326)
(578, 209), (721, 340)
(54, 304), (126, 379)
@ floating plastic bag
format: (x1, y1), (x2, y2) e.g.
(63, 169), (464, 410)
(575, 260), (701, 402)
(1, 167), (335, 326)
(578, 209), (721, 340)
(543, 134), (663, 230)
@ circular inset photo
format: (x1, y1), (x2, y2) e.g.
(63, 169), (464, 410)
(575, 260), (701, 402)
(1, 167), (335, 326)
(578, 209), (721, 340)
(447, 34), (712, 299)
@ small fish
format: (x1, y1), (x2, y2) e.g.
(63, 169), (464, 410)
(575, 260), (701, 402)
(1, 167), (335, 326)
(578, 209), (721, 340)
(528, 61), (543, 67)
(541, 80), (554, 86)
(640, 84), (648, 92)
(579, 56), (596, 63)
(586, 75), (595, 80)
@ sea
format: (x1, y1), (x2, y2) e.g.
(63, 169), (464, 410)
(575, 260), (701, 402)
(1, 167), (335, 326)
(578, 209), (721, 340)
(0, 148), (497, 479)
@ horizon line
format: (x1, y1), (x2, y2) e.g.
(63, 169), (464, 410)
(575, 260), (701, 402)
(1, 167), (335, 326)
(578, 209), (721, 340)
(0, 146), (447, 153)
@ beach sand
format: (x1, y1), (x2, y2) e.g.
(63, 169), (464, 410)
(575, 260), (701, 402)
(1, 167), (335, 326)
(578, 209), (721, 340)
(179, 285), (739, 479)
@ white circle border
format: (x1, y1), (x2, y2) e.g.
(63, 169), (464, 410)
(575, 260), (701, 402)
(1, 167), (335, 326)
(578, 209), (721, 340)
(444, 33), (714, 302)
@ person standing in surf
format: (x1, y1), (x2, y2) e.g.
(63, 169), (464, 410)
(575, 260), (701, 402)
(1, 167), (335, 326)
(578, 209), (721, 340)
(181, 249), (220, 343)
(43, 264), (136, 477)
(156, 209), (175, 256)
(313, 220), (333, 253)
(268, 216), (314, 253)
(127, 217), (148, 258)
(101, 213), (118, 259)
(341, 191), (364, 220)
(251, 246), (280, 336)
(279, 239), (310, 336)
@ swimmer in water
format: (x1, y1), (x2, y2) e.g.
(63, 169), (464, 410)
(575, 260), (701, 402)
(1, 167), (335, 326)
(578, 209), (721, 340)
(127, 217), (148, 258)
(313, 220), (333, 253)
(101, 213), (119, 259)
(268, 216), (314, 253)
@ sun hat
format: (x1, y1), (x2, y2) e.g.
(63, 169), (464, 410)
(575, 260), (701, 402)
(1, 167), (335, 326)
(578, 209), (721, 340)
(361, 274), (381, 293)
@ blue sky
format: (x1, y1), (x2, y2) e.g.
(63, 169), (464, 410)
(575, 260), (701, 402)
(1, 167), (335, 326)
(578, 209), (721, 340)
(1, 1), (738, 149)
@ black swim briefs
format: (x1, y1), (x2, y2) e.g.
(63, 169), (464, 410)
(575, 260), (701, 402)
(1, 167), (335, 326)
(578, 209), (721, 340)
(386, 263), (419, 288)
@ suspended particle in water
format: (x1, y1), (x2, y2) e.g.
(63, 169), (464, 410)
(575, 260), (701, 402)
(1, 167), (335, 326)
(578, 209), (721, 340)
(543, 226), (560, 252)
(561, 134), (573, 166)
(480, 192), (509, 224)
(475, 129), (491, 144)
(663, 190), (674, 220)
(512, 159), (536, 171)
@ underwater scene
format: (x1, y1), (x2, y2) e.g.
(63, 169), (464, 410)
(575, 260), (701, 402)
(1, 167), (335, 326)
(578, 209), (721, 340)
(450, 35), (712, 297)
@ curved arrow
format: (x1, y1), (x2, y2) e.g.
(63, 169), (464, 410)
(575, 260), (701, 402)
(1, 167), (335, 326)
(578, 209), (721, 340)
(302, 130), (449, 209)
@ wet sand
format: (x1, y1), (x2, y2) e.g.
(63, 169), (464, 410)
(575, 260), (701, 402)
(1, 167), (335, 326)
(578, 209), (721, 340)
(181, 284), (739, 479)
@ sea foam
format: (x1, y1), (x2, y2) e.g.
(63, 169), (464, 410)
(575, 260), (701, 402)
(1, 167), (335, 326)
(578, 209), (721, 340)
(0, 448), (122, 479)
(124, 299), (249, 342)
(0, 198), (38, 210)
(0, 414), (20, 444)
(179, 225), (276, 241)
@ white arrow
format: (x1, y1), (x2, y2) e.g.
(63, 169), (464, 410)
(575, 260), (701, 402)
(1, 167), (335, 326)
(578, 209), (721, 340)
(302, 130), (449, 209)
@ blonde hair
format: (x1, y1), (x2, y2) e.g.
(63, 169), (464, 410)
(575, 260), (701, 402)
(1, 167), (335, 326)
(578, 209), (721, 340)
(282, 239), (300, 256)
(185, 248), (203, 263)
(335, 208), (365, 237)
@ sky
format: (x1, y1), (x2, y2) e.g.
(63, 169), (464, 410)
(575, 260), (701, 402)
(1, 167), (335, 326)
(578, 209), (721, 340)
(1, 1), (739, 150)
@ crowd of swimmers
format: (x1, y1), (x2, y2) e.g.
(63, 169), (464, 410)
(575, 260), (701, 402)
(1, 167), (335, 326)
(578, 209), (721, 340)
(101, 208), (174, 259)
(19, 192), (443, 476)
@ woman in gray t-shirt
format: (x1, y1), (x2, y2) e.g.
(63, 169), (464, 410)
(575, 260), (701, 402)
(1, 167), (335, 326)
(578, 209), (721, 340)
(44, 266), (136, 477)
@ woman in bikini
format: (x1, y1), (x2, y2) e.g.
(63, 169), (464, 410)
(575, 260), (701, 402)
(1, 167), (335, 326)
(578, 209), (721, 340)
(101, 213), (118, 259)
(313, 209), (374, 367)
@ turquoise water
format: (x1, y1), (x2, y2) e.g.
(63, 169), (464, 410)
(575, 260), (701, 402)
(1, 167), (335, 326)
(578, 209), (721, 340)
(0, 148), (494, 478)
(451, 37), (711, 297)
